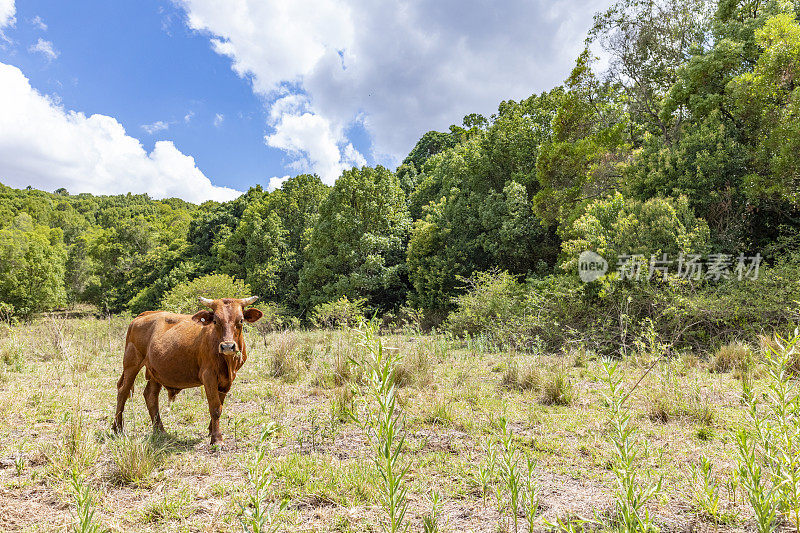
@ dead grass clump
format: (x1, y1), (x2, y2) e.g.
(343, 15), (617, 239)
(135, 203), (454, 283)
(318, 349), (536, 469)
(393, 346), (432, 388)
(268, 331), (303, 382)
(500, 359), (541, 391)
(110, 435), (163, 485)
(329, 386), (355, 423)
(710, 341), (752, 373)
(540, 366), (576, 406)
(645, 367), (715, 425)
(311, 347), (355, 388)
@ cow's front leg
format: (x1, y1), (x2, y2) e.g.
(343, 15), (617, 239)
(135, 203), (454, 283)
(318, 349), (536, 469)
(209, 391), (226, 436)
(201, 371), (224, 445)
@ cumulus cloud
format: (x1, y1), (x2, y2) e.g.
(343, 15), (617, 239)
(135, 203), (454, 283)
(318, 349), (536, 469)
(28, 38), (58, 61)
(177, 0), (610, 180)
(213, 112), (224, 127)
(267, 175), (290, 191)
(0, 0), (14, 29)
(0, 62), (240, 203)
(141, 120), (170, 134)
(184, 110), (195, 123)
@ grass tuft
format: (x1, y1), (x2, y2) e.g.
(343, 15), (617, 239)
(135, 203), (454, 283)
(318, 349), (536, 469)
(110, 435), (163, 485)
(710, 341), (752, 373)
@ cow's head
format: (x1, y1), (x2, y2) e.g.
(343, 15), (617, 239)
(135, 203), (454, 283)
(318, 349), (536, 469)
(192, 296), (263, 356)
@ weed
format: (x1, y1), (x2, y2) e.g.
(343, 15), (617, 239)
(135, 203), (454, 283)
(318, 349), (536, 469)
(70, 469), (105, 533)
(601, 360), (661, 533)
(523, 455), (540, 532)
(476, 439), (497, 507)
(690, 455), (737, 524)
(354, 320), (410, 533)
(422, 490), (443, 533)
(737, 331), (800, 533)
(268, 331), (302, 382)
(239, 423), (287, 533)
(497, 419), (522, 533)
(45, 410), (98, 477)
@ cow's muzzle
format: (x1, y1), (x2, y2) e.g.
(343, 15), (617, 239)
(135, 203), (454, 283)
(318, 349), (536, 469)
(219, 342), (238, 355)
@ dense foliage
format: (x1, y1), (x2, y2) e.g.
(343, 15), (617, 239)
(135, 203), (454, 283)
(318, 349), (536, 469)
(4, 0), (800, 349)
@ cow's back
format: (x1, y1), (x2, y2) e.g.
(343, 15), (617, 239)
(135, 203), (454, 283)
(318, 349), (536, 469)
(126, 311), (190, 357)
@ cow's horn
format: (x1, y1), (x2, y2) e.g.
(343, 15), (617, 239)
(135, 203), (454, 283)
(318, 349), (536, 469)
(242, 296), (259, 305)
(198, 296), (214, 307)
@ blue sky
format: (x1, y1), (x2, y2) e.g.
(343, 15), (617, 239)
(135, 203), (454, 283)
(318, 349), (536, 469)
(0, 0), (609, 202)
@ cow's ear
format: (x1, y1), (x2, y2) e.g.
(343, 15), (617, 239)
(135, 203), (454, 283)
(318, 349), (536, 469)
(192, 310), (215, 325)
(243, 308), (263, 323)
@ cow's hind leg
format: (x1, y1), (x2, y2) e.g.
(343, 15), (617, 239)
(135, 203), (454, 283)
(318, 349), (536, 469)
(143, 380), (165, 433)
(113, 343), (145, 433)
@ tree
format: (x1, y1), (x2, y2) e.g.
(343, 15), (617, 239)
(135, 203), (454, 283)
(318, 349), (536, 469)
(216, 175), (328, 310)
(560, 192), (710, 273)
(589, 0), (711, 140)
(298, 166), (410, 312)
(533, 52), (631, 230)
(0, 213), (67, 317)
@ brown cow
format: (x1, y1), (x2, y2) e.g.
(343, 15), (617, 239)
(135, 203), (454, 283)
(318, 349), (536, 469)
(112, 296), (263, 445)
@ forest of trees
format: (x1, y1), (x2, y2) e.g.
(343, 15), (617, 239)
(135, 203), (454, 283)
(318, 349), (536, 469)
(4, 0), (800, 349)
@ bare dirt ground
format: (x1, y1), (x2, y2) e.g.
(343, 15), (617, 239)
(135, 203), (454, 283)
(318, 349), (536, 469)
(0, 316), (761, 531)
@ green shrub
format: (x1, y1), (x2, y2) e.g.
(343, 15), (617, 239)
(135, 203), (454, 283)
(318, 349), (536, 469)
(443, 251), (800, 356)
(253, 302), (297, 334)
(445, 270), (526, 336)
(159, 274), (252, 314)
(310, 296), (366, 329)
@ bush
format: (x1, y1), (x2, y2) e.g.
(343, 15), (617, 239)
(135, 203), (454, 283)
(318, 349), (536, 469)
(443, 250), (800, 356)
(310, 296), (366, 329)
(253, 302), (298, 334)
(445, 270), (527, 338)
(159, 274), (252, 314)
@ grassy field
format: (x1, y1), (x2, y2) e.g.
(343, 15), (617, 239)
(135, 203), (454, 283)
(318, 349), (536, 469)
(0, 315), (788, 532)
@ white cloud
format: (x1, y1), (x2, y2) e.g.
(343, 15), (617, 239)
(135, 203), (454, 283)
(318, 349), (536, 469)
(30, 15), (46, 30)
(141, 120), (170, 134)
(267, 175), (290, 191)
(184, 110), (195, 123)
(177, 0), (611, 178)
(28, 38), (58, 61)
(213, 113), (224, 127)
(0, 0), (14, 29)
(0, 62), (241, 203)
(265, 112), (365, 181)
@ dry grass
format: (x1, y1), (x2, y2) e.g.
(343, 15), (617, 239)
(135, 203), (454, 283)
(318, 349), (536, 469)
(710, 341), (752, 374)
(0, 316), (765, 531)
